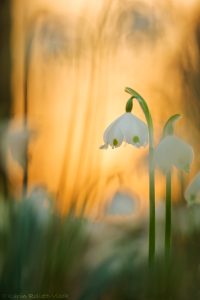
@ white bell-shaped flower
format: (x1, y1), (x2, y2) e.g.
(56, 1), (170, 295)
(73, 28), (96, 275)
(100, 112), (148, 149)
(0, 122), (36, 170)
(155, 135), (193, 173)
(184, 172), (200, 205)
(106, 192), (136, 216)
(26, 186), (53, 226)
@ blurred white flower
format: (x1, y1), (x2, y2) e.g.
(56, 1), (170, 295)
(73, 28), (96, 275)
(106, 192), (136, 216)
(1, 123), (36, 170)
(100, 112), (148, 149)
(155, 135), (193, 173)
(184, 172), (200, 205)
(26, 186), (53, 226)
(39, 18), (70, 59)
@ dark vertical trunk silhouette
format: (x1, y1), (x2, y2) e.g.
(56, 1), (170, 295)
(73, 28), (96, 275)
(0, 0), (12, 197)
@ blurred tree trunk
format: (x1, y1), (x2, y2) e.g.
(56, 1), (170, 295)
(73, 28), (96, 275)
(0, 0), (12, 197)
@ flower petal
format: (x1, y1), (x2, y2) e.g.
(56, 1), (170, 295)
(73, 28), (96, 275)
(103, 116), (122, 143)
(99, 144), (108, 150)
(103, 120), (124, 149)
(155, 135), (193, 173)
(106, 192), (136, 216)
(185, 172), (200, 205)
(100, 112), (148, 149)
(1, 124), (37, 170)
(117, 113), (148, 147)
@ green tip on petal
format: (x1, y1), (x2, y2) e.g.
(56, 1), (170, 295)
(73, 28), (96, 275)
(133, 136), (140, 144)
(113, 139), (118, 146)
(126, 97), (133, 112)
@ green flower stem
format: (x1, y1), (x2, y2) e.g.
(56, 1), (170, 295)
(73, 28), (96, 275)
(23, 35), (32, 195)
(23, 31), (35, 195)
(149, 146), (155, 266)
(165, 170), (171, 262)
(125, 87), (155, 266)
(162, 114), (180, 264)
(162, 114), (181, 139)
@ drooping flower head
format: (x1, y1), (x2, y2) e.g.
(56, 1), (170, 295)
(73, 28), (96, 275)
(155, 114), (193, 174)
(184, 172), (200, 205)
(100, 112), (148, 149)
(106, 192), (136, 216)
(100, 88), (156, 264)
(0, 121), (36, 170)
(155, 135), (193, 173)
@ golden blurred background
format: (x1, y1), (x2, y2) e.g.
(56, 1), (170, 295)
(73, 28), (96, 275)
(1, 0), (200, 216)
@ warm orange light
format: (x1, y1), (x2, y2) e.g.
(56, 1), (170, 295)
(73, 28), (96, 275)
(11, 0), (200, 216)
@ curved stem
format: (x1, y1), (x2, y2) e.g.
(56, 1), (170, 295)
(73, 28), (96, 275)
(162, 114), (180, 264)
(125, 87), (155, 266)
(162, 114), (181, 139)
(165, 170), (171, 263)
